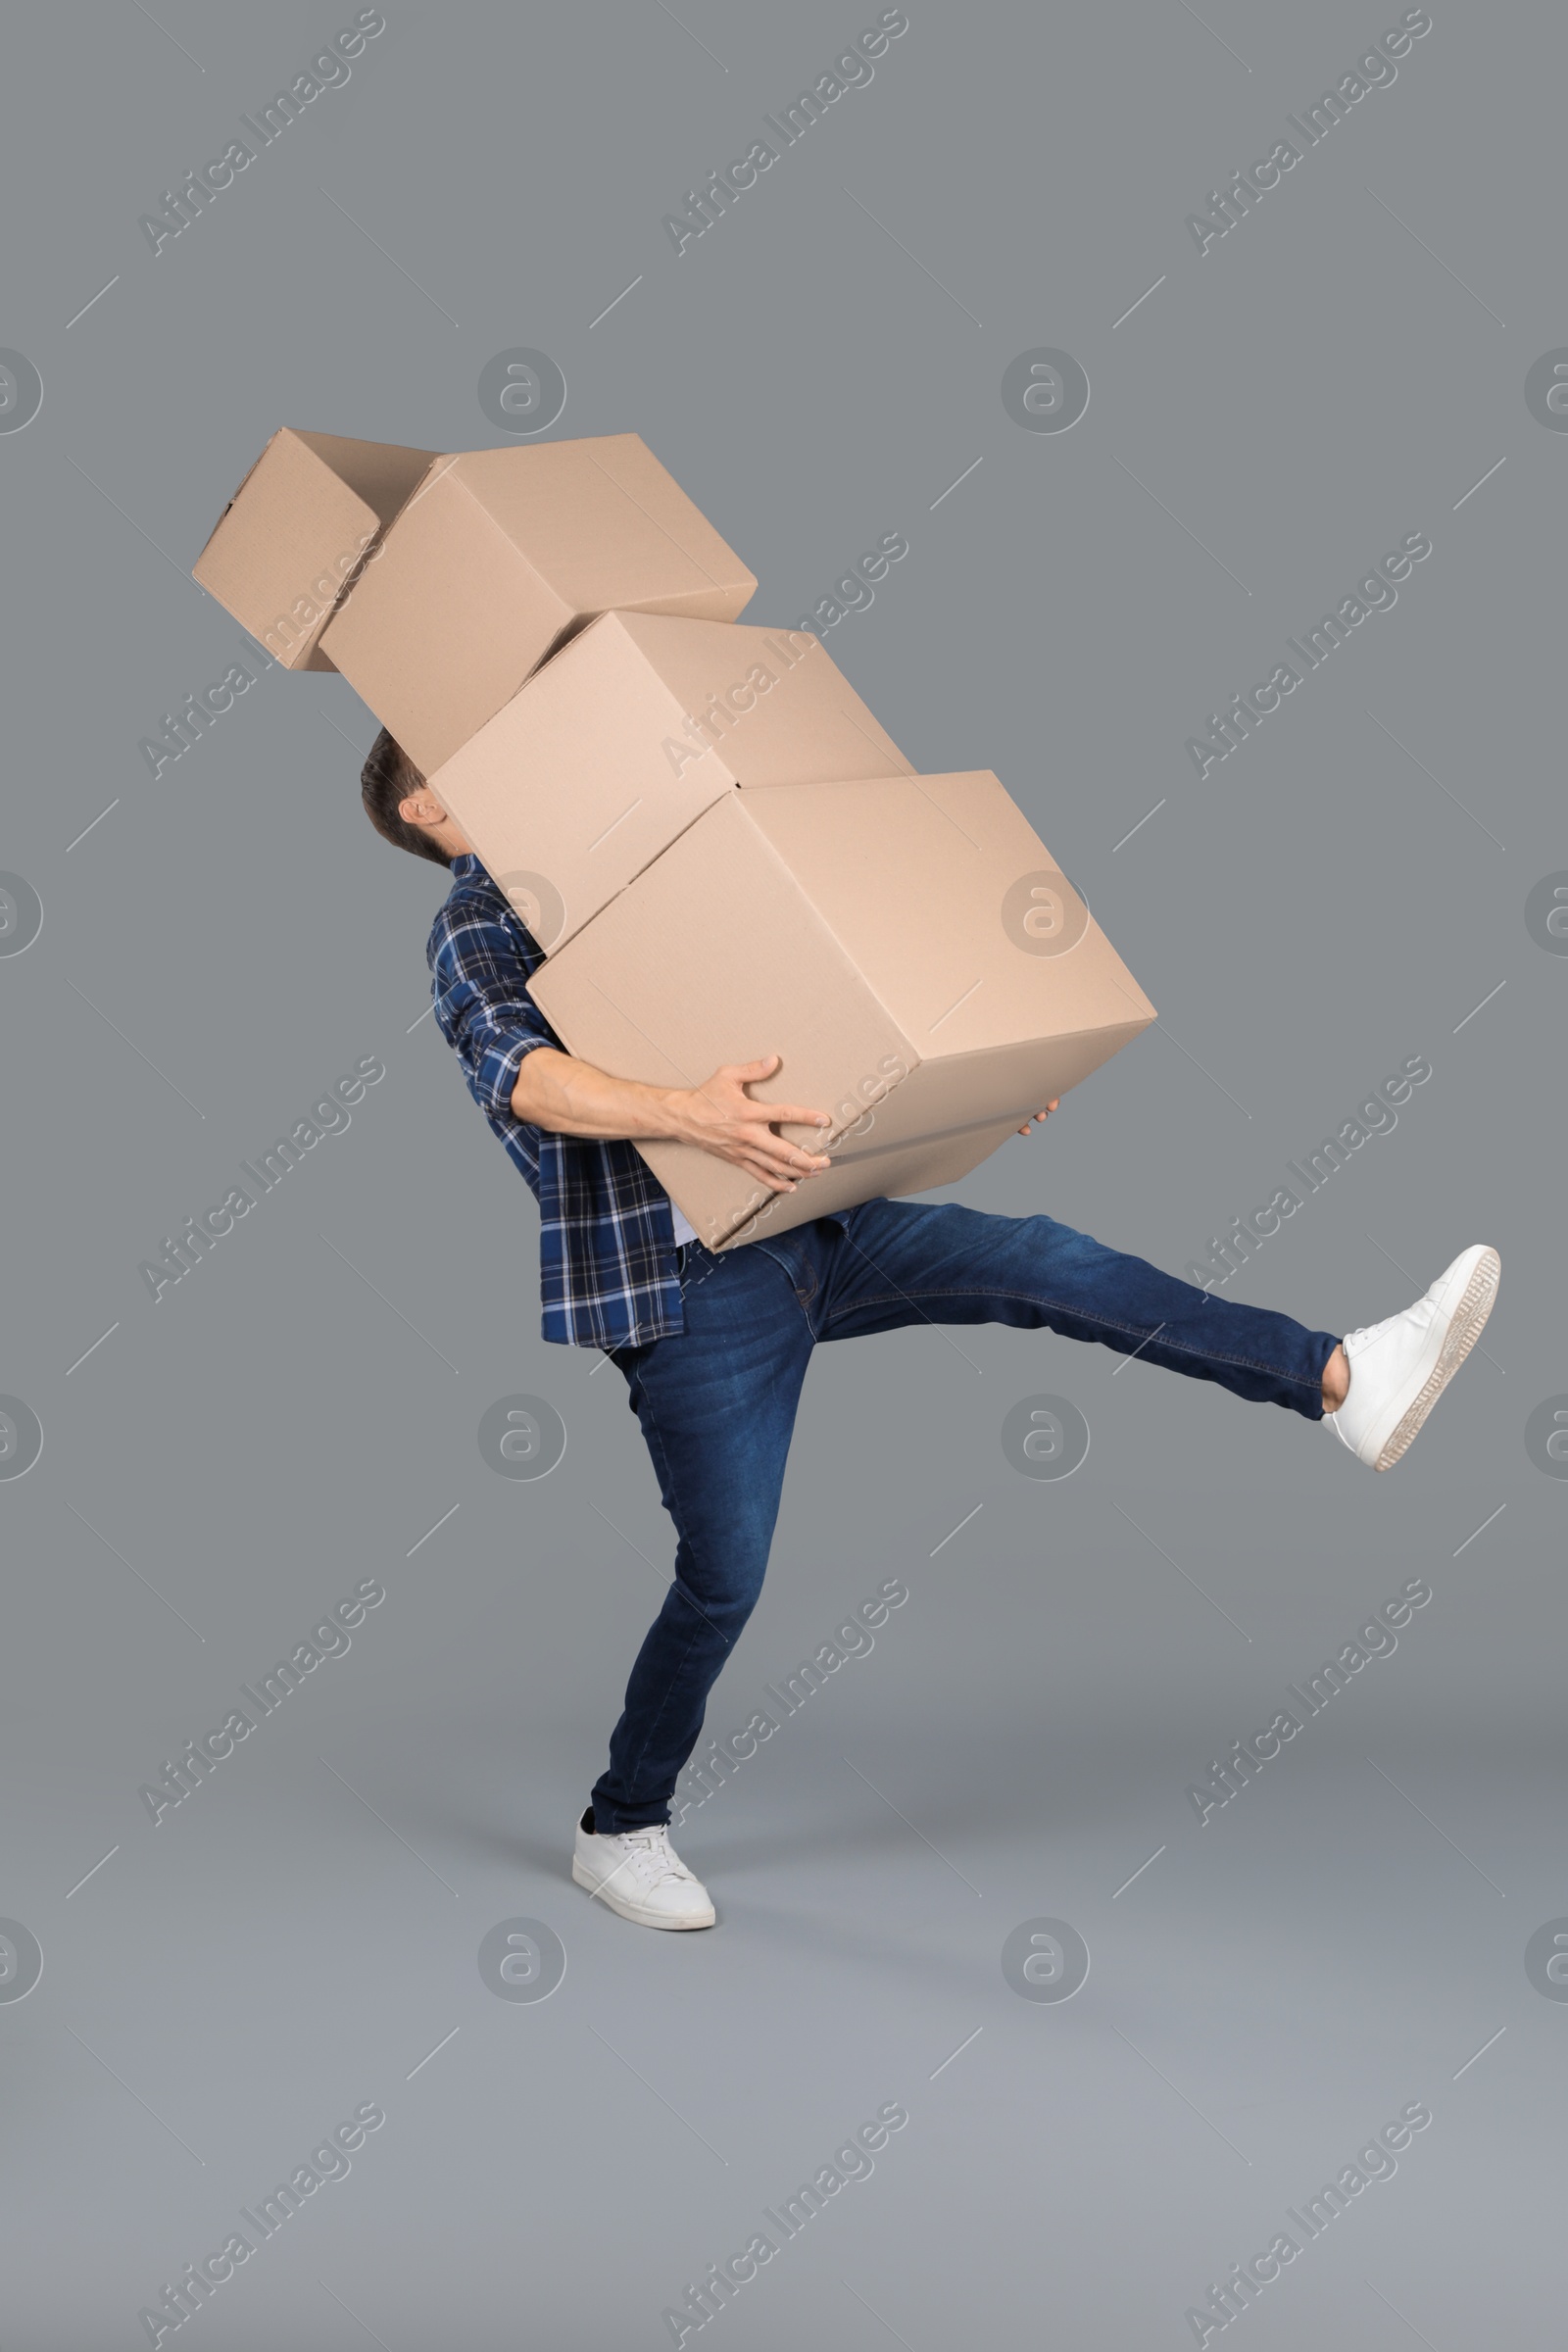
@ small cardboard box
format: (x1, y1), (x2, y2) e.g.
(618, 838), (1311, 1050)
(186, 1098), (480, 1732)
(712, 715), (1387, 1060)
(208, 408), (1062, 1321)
(428, 612), (912, 952)
(319, 435), (758, 774)
(530, 771), (1156, 1250)
(192, 427), (437, 670)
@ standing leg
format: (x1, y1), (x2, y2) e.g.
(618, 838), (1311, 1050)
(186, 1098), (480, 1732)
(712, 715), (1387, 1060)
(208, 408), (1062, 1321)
(589, 1239), (814, 1833)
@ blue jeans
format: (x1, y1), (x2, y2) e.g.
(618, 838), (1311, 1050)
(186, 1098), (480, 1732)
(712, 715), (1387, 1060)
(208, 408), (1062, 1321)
(589, 1199), (1339, 1832)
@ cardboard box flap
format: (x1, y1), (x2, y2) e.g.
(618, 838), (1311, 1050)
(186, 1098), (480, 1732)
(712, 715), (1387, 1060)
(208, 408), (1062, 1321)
(192, 426), (437, 671)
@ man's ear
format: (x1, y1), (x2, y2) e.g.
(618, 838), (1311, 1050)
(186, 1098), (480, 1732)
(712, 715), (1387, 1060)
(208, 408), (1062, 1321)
(399, 789), (444, 830)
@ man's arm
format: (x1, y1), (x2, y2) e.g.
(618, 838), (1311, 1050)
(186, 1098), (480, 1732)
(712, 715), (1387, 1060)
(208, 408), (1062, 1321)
(433, 898), (832, 1199)
(513, 1048), (834, 1199)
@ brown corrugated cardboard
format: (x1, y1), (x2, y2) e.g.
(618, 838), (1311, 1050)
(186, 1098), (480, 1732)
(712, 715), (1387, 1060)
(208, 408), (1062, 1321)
(427, 612), (913, 952)
(319, 435), (758, 774)
(192, 427), (437, 670)
(530, 771), (1156, 1250)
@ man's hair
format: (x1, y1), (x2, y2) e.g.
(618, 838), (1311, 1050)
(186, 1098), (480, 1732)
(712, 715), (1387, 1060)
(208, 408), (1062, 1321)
(360, 728), (450, 868)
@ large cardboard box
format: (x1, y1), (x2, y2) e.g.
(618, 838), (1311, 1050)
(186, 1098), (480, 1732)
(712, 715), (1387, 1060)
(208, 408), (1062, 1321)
(428, 612), (912, 952)
(531, 771), (1156, 1250)
(192, 427), (438, 670)
(319, 435), (758, 774)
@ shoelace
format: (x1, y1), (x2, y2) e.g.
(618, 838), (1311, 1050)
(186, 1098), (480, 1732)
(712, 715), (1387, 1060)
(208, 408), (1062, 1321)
(1344, 1286), (1438, 1356)
(617, 1830), (694, 1886)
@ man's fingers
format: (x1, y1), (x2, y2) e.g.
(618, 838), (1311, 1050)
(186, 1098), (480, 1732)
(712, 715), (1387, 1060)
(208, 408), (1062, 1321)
(768, 1106), (833, 1131)
(736, 1131), (828, 1181)
(772, 1139), (829, 1169)
(727, 1110), (831, 1160)
(748, 1135), (829, 1175)
(740, 1157), (797, 1192)
(706, 1067), (829, 1130)
(736, 1101), (831, 1134)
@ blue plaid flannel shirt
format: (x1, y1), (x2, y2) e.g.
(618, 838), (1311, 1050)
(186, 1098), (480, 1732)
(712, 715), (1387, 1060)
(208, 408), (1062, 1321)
(427, 854), (687, 1350)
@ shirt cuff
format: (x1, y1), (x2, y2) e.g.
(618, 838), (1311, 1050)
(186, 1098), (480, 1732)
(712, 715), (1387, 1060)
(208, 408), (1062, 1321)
(473, 1029), (552, 1120)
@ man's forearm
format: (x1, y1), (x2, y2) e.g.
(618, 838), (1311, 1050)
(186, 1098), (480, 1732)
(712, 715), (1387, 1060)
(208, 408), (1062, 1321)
(511, 1046), (683, 1143)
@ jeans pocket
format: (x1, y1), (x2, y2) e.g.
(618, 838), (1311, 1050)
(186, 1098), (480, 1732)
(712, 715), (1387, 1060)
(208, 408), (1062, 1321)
(754, 1235), (813, 1303)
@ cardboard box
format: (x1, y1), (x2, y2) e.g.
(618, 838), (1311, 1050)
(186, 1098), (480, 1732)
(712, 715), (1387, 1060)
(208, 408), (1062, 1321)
(428, 612), (913, 952)
(192, 427), (438, 670)
(530, 771), (1156, 1250)
(319, 435), (758, 775)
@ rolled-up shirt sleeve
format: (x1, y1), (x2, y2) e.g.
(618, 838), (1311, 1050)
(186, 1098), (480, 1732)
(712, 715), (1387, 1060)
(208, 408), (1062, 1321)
(428, 902), (561, 1124)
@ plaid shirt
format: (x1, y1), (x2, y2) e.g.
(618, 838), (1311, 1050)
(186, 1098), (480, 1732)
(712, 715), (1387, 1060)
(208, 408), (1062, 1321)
(426, 855), (687, 1350)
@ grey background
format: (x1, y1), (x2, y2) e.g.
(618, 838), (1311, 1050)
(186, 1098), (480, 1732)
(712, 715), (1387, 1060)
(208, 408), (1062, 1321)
(1, 2), (1562, 2344)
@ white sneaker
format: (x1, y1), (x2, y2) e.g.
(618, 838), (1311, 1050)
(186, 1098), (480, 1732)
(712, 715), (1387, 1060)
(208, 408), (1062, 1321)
(1326, 1244), (1500, 1470)
(571, 1810), (716, 1931)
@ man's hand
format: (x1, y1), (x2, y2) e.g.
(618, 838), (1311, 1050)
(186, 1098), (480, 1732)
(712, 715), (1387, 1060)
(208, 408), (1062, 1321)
(667, 1055), (832, 1195)
(1016, 1099), (1060, 1137)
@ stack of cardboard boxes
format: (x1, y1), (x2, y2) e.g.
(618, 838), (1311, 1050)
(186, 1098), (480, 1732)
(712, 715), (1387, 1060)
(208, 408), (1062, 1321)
(194, 427), (1155, 1250)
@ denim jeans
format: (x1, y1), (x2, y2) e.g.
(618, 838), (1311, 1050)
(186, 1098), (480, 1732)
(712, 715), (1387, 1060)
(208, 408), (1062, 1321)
(589, 1199), (1340, 1832)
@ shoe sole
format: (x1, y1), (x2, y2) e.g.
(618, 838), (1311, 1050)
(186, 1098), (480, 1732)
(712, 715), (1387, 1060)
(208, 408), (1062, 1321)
(1375, 1246), (1500, 1471)
(571, 1853), (716, 1931)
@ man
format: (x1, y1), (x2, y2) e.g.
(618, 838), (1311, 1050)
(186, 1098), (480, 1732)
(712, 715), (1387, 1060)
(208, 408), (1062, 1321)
(362, 729), (1500, 1935)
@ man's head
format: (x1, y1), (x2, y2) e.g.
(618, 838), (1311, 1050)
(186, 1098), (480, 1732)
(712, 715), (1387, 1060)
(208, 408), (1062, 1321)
(360, 729), (472, 866)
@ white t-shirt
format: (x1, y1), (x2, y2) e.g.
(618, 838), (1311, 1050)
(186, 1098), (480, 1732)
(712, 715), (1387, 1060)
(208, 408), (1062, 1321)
(670, 1200), (698, 1249)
